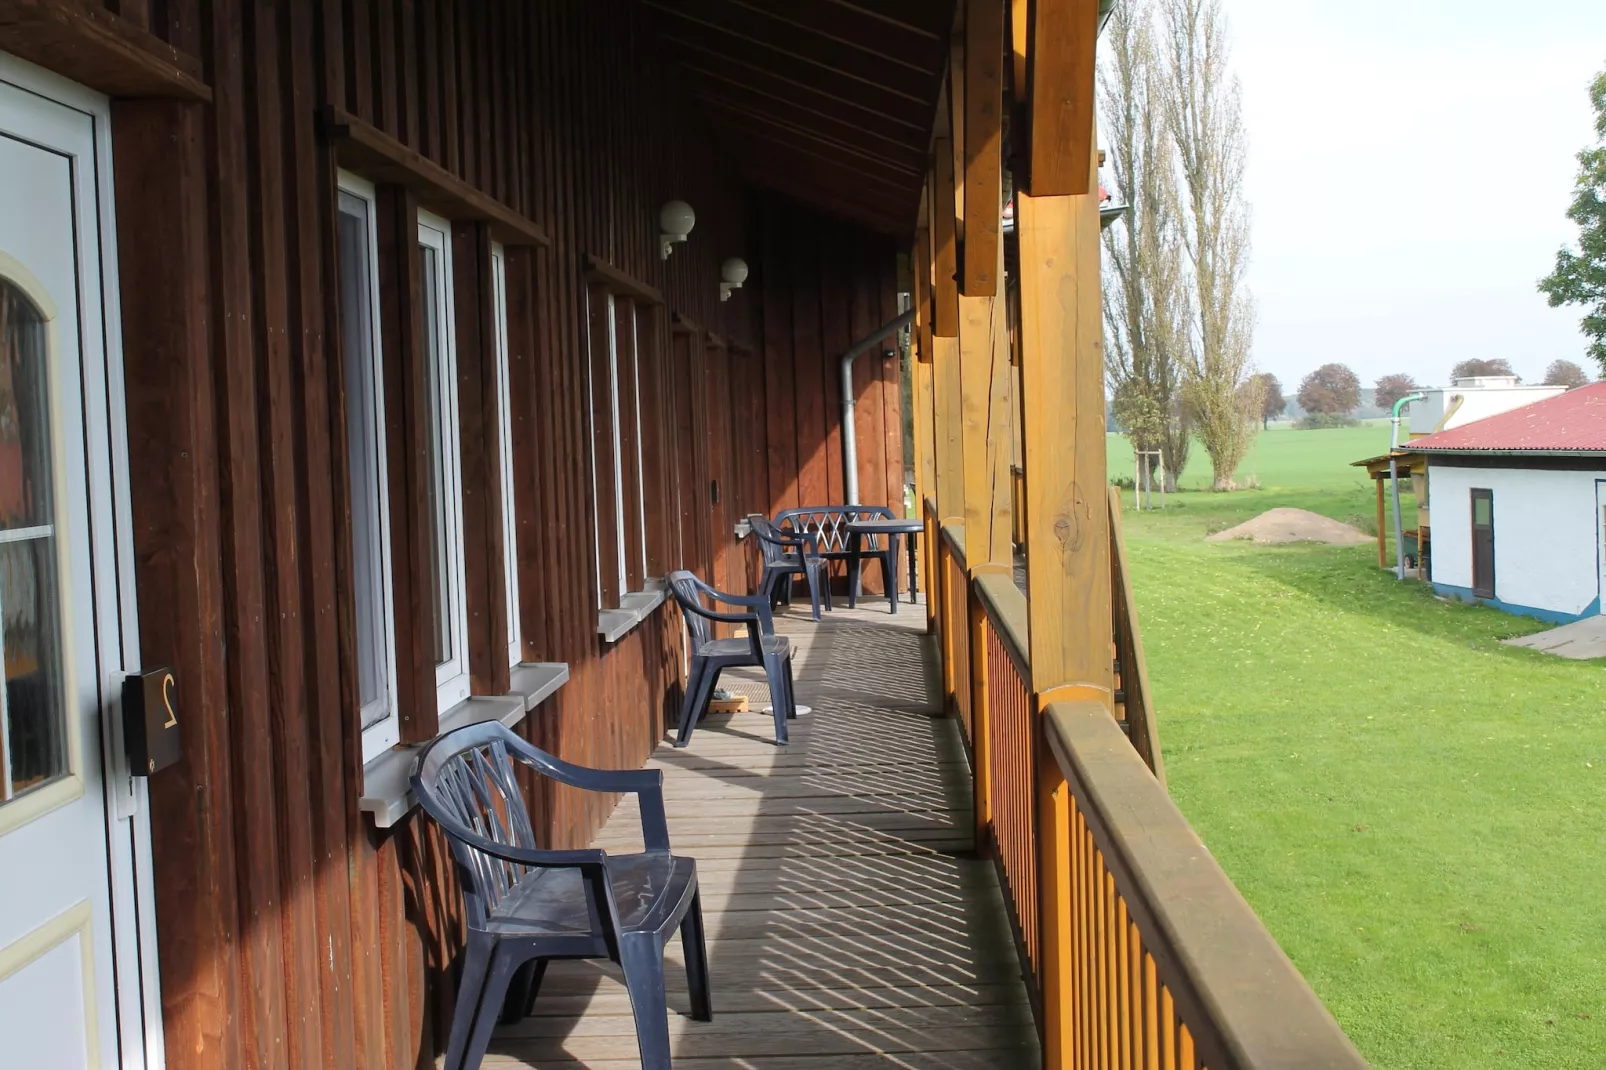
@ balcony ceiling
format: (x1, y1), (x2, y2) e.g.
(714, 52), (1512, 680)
(641, 0), (956, 237)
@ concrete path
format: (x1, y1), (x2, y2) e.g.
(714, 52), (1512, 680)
(1503, 615), (1606, 659)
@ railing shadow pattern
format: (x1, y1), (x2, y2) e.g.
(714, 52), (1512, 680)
(478, 601), (1041, 1067)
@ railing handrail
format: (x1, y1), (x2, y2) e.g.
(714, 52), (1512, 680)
(1108, 487), (1166, 785)
(940, 520), (966, 565)
(973, 570), (1030, 690)
(1044, 700), (1368, 1069)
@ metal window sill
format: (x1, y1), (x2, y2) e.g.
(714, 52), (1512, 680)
(359, 662), (571, 828)
(597, 587), (667, 643)
(508, 660), (570, 712)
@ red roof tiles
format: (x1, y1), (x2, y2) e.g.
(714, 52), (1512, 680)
(1409, 380), (1606, 453)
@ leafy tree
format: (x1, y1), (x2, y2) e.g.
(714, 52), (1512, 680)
(1539, 67), (1606, 375)
(1374, 373), (1421, 411)
(1450, 357), (1518, 381)
(1112, 383), (1169, 452)
(1297, 363), (1360, 416)
(1241, 372), (1283, 429)
(1543, 358), (1591, 389)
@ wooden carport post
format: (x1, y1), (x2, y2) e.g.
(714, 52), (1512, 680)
(1014, 0), (1109, 1065)
(1375, 475), (1388, 568)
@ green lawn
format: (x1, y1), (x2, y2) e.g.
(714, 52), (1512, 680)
(1117, 425), (1606, 1068)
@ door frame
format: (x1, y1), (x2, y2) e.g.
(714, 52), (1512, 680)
(1470, 486), (1495, 599)
(0, 51), (165, 1069)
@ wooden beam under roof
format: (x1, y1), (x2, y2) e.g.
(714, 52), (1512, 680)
(661, 32), (934, 127)
(698, 98), (927, 183)
(680, 62), (927, 145)
(740, 168), (909, 236)
(825, 0), (951, 38)
(732, 0), (947, 73)
(731, 135), (919, 215)
(644, 0), (937, 104)
(1021, 0), (1098, 195)
(689, 85), (929, 174)
(962, 0), (1004, 296)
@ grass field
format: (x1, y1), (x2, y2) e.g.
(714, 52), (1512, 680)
(1117, 424), (1606, 1068)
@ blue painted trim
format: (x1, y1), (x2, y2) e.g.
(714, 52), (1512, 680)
(1431, 583), (1599, 625)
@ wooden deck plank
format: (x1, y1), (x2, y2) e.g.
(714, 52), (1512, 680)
(479, 602), (1041, 1068)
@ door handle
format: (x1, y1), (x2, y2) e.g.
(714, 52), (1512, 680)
(710, 480), (720, 505)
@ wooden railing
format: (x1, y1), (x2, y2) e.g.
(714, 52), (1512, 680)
(1109, 488), (1164, 784)
(939, 522), (972, 741)
(930, 513), (1366, 1069)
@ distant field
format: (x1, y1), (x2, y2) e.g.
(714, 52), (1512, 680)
(1116, 423), (1606, 1068)
(1107, 420), (1393, 493)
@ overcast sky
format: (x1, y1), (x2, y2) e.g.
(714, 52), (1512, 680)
(1225, 0), (1606, 390)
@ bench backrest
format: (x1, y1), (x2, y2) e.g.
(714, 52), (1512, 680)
(775, 505), (896, 554)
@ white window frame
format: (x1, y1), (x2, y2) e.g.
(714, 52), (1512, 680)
(605, 293), (629, 595)
(490, 244), (521, 667)
(417, 210), (472, 714)
(628, 305), (649, 579)
(585, 287), (651, 605)
(337, 171), (402, 764)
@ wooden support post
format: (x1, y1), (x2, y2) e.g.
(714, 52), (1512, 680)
(959, 280), (1015, 568)
(962, 0), (1004, 296)
(1016, 183), (1112, 698)
(1375, 476), (1387, 569)
(931, 139), (961, 340)
(930, 141), (965, 530)
(1020, 0), (1099, 197)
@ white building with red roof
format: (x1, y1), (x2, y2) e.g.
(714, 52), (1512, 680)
(1411, 381), (1606, 622)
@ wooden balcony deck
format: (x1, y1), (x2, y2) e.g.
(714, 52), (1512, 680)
(482, 599), (1041, 1068)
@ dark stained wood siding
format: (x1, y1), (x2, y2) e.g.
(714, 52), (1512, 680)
(749, 196), (907, 592)
(79, 1), (908, 1067)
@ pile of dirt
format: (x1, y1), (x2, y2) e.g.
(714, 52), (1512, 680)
(1205, 507), (1371, 546)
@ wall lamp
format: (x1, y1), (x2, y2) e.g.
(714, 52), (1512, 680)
(659, 200), (695, 260)
(720, 257), (749, 301)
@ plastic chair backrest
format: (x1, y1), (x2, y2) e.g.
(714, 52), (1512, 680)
(748, 515), (795, 566)
(667, 570), (714, 648)
(412, 723), (543, 927)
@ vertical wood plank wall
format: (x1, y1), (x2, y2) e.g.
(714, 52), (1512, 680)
(91, 1), (906, 1067)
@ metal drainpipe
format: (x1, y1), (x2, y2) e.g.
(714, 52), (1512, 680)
(1389, 392), (1427, 579)
(840, 308), (915, 504)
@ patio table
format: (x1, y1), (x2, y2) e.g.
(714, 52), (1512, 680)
(844, 517), (923, 614)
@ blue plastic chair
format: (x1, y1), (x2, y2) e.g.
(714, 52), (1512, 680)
(410, 721), (711, 1070)
(667, 570), (797, 747)
(748, 513), (830, 621)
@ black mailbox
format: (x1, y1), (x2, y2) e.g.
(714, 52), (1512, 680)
(124, 666), (181, 776)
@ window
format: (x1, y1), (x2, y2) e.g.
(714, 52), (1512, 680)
(417, 211), (471, 713)
(0, 278), (65, 806)
(491, 244), (521, 667)
(587, 284), (660, 608)
(336, 173), (401, 763)
(582, 260), (676, 620)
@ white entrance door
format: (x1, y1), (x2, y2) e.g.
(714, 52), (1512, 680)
(1597, 481), (1606, 613)
(0, 64), (155, 1069)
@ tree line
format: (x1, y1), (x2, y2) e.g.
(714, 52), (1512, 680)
(1239, 358), (1592, 430)
(1102, 0), (1257, 491)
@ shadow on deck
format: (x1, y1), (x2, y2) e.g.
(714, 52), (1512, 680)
(482, 600), (1041, 1068)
